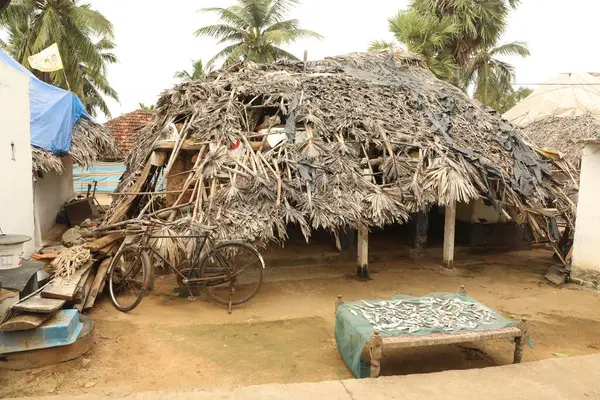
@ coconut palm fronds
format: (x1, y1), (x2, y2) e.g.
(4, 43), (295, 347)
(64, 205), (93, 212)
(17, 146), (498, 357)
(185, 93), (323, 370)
(103, 51), (577, 250)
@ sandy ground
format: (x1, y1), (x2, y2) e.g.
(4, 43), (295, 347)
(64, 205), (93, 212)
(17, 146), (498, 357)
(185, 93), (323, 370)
(2, 249), (600, 398)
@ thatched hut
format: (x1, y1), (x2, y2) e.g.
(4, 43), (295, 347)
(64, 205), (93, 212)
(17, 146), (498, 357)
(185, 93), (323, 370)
(504, 72), (600, 168)
(106, 52), (576, 272)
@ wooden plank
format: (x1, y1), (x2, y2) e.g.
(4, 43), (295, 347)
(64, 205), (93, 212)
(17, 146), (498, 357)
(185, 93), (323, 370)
(41, 262), (93, 301)
(107, 159), (153, 225)
(75, 271), (95, 312)
(154, 139), (205, 151)
(13, 294), (65, 313)
(84, 257), (112, 310)
(83, 233), (123, 252)
(361, 327), (522, 361)
(381, 327), (522, 350)
(0, 312), (53, 332)
(443, 200), (457, 268)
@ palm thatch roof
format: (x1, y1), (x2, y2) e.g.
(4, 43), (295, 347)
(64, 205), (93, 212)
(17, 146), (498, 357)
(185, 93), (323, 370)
(32, 118), (120, 173)
(519, 115), (600, 168)
(104, 51), (577, 251)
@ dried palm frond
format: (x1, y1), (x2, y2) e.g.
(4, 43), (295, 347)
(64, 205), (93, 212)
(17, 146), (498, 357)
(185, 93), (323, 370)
(148, 225), (185, 268)
(49, 246), (91, 280)
(32, 147), (64, 173)
(104, 51), (577, 252)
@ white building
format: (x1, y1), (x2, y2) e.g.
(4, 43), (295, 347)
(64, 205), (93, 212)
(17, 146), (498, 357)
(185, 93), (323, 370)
(571, 139), (600, 288)
(0, 50), (118, 256)
(0, 58), (36, 255)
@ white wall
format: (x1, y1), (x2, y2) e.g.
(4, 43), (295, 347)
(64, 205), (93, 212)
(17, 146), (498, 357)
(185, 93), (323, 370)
(0, 64), (36, 255)
(33, 156), (75, 246)
(456, 199), (509, 224)
(572, 142), (600, 288)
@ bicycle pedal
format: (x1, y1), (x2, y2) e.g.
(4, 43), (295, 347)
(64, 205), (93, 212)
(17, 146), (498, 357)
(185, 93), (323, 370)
(187, 296), (196, 302)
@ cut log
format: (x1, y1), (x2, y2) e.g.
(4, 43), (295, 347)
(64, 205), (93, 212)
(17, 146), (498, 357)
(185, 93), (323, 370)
(0, 312), (53, 332)
(83, 233), (123, 252)
(41, 262), (93, 301)
(13, 294), (65, 313)
(84, 257), (112, 310)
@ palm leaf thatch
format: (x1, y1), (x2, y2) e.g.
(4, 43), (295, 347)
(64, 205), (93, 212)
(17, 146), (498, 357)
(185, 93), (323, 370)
(106, 51), (577, 251)
(32, 117), (120, 173)
(520, 115), (600, 169)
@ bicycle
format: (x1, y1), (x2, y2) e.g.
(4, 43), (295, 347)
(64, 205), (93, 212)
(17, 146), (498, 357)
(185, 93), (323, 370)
(107, 221), (266, 314)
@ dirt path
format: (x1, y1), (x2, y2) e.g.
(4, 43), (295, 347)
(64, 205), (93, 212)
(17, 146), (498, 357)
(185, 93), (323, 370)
(2, 250), (600, 398)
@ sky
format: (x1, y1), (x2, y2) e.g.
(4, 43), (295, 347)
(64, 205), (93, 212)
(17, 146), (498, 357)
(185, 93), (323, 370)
(89, 0), (600, 121)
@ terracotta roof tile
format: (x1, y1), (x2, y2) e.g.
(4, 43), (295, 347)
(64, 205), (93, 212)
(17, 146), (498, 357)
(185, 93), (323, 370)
(105, 110), (154, 156)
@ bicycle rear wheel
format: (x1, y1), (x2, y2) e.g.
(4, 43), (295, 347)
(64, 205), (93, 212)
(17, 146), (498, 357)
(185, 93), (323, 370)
(108, 246), (150, 312)
(200, 242), (265, 306)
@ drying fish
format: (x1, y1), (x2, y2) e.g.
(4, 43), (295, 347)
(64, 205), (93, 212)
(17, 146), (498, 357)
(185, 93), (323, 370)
(349, 296), (498, 335)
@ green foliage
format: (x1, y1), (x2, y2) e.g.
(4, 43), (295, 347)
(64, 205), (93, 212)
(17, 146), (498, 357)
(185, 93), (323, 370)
(0, 0), (118, 117)
(381, 0), (529, 109)
(463, 42), (530, 110)
(196, 0), (323, 66)
(388, 9), (458, 81)
(174, 59), (214, 81)
(138, 103), (156, 110)
(493, 86), (533, 113)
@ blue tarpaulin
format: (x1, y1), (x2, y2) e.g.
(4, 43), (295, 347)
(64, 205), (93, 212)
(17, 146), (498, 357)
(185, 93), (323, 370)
(0, 49), (87, 155)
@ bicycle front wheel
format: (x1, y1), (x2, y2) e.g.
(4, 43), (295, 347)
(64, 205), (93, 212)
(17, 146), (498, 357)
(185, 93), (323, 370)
(108, 246), (150, 312)
(200, 242), (265, 306)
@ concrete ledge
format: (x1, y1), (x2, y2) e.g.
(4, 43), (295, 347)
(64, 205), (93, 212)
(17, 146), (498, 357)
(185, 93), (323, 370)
(13, 354), (600, 400)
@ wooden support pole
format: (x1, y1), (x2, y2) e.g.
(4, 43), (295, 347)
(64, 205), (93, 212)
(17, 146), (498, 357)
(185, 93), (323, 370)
(410, 212), (429, 258)
(357, 224), (370, 280)
(443, 200), (457, 268)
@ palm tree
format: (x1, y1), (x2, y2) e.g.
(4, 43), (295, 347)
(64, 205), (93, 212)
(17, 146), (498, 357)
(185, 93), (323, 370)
(0, 0), (117, 116)
(195, 0), (323, 66)
(174, 59), (213, 81)
(138, 103), (155, 110)
(462, 41), (530, 110)
(384, 0), (529, 108)
(387, 9), (458, 81)
(80, 38), (119, 118)
(410, 0), (519, 69)
(368, 40), (399, 53)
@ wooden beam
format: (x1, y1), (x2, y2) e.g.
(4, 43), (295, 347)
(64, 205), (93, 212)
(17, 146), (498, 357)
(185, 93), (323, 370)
(443, 200), (457, 268)
(411, 212), (429, 258)
(41, 262), (93, 301)
(83, 233), (123, 252)
(83, 257), (112, 310)
(357, 224), (370, 280)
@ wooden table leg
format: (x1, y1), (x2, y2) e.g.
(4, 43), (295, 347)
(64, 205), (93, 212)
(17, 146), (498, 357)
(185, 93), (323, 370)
(369, 331), (383, 378)
(514, 317), (528, 363)
(335, 295), (344, 312)
(513, 337), (524, 363)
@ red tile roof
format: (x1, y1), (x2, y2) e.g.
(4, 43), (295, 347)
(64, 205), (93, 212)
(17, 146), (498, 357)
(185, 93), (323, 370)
(105, 110), (154, 156)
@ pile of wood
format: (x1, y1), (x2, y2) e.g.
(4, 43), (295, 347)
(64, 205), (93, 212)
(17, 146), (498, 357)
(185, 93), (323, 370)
(0, 233), (122, 332)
